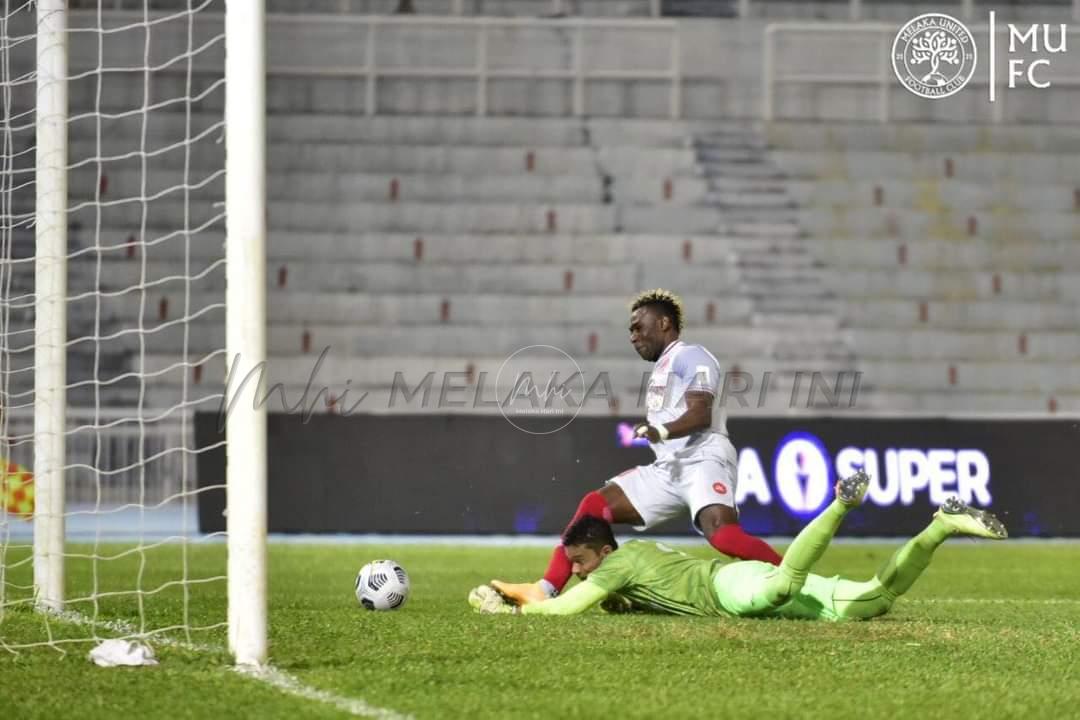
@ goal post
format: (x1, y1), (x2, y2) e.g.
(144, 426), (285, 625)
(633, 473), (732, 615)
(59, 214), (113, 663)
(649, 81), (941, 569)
(9, 0), (268, 666)
(33, 0), (68, 616)
(224, 0), (268, 667)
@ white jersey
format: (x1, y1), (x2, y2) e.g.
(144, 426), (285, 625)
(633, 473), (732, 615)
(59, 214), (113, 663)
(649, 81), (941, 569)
(644, 340), (726, 461)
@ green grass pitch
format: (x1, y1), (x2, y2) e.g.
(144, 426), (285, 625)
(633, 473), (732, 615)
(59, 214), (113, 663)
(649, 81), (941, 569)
(2, 541), (1079, 719)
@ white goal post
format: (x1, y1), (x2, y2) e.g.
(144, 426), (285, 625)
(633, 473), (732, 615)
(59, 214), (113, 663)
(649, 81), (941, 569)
(11, 0), (267, 666)
(224, 0), (268, 667)
(33, 0), (69, 618)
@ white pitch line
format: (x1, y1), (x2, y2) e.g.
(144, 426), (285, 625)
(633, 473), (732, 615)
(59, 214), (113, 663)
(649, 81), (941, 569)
(237, 665), (414, 720)
(51, 610), (411, 719)
(907, 598), (1080, 605)
(49, 610), (219, 653)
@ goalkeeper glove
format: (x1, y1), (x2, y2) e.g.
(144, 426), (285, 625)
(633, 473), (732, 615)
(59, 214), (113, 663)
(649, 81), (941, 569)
(468, 585), (519, 615)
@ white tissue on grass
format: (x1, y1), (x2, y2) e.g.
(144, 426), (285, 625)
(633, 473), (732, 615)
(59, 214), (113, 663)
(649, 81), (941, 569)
(88, 639), (159, 667)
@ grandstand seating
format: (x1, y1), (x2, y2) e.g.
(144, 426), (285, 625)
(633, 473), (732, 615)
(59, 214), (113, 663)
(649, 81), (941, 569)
(17, 110), (1077, 417)
(768, 123), (1080, 412)
(33, 111), (851, 416)
(9, 11), (1079, 418)
(86, 111), (851, 416)
(97, 112), (1079, 416)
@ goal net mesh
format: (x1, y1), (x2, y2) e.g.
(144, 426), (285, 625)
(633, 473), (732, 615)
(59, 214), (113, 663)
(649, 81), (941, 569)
(0, 0), (229, 654)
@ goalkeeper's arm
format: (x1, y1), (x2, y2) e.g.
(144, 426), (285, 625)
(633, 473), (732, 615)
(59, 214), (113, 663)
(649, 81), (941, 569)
(520, 581), (609, 616)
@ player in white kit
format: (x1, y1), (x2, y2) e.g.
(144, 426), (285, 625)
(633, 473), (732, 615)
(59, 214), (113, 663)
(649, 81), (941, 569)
(493, 289), (782, 605)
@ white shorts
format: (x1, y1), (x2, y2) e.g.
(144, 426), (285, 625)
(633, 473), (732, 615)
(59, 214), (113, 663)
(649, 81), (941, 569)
(608, 434), (738, 532)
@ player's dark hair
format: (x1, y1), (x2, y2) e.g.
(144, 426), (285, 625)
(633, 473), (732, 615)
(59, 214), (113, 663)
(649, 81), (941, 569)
(630, 288), (685, 333)
(562, 515), (618, 552)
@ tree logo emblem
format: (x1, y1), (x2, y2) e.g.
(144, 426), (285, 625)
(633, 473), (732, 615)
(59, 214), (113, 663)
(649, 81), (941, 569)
(892, 13), (977, 99)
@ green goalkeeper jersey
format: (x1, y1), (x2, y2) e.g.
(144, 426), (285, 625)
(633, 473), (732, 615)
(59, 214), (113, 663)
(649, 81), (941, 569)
(584, 540), (730, 617)
(520, 539), (843, 620)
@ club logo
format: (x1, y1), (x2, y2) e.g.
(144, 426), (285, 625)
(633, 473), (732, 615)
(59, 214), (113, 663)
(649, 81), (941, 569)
(892, 13), (977, 99)
(712, 482), (728, 495)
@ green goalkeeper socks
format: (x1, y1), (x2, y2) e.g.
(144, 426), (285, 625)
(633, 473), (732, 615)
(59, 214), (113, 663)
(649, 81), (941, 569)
(776, 500), (850, 589)
(873, 517), (951, 600)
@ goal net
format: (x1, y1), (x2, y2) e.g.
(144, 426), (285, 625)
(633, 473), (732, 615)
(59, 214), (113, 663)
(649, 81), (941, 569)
(0, 0), (266, 664)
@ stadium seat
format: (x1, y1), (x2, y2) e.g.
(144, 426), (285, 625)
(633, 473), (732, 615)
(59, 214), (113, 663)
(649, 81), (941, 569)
(37, 15), (1080, 419)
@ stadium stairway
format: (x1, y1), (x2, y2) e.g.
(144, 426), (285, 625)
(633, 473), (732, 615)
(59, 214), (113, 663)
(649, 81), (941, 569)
(693, 127), (846, 328)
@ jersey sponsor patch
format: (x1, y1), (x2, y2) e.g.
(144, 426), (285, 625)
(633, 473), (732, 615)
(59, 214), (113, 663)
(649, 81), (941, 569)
(646, 375), (669, 412)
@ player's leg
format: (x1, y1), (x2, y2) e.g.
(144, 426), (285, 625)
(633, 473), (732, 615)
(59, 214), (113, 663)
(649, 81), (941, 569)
(761, 470), (871, 605)
(712, 471), (870, 616)
(697, 504), (780, 565)
(687, 441), (781, 565)
(535, 482), (642, 596)
(827, 578), (894, 621)
(491, 465), (677, 604)
(831, 497), (1008, 620)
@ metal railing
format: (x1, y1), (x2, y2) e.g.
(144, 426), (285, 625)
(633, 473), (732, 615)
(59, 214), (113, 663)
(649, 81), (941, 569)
(271, 16), (683, 118)
(64, 11), (684, 119)
(763, 22), (1080, 123)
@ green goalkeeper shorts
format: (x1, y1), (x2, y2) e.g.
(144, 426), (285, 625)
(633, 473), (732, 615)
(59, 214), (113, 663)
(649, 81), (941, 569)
(712, 560), (845, 622)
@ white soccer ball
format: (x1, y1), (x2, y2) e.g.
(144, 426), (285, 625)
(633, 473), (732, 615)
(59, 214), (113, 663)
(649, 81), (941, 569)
(355, 559), (410, 611)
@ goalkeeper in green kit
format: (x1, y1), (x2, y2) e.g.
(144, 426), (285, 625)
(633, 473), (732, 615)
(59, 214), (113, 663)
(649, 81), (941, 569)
(469, 471), (1007, 620)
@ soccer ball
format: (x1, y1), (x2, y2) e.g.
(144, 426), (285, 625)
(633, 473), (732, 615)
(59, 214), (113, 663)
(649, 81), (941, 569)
(355, 560), (410, 611)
